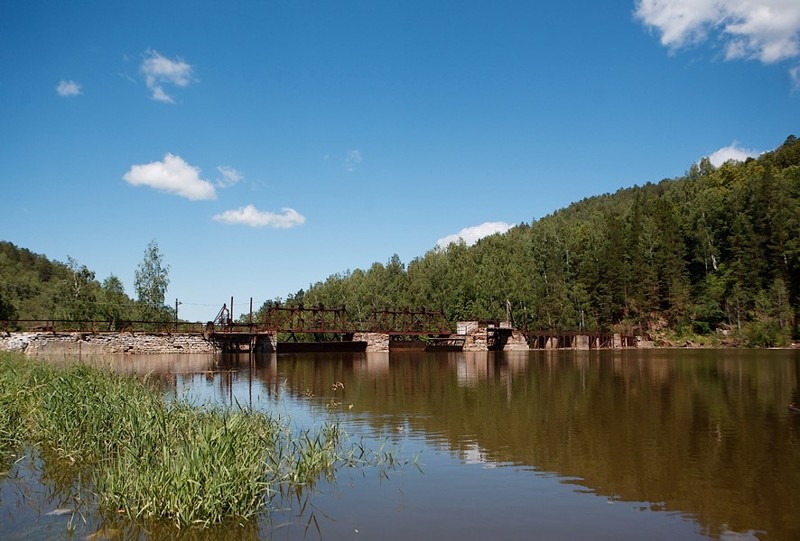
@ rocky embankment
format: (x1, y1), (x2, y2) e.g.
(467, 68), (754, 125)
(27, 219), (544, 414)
(0, 332), (214, 355)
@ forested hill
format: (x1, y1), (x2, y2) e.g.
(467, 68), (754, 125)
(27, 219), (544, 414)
(0, 241), (171, 325)
(0, 242), (128, 322)
(295, 135), (800, 346)
(0, 243), (71, 320)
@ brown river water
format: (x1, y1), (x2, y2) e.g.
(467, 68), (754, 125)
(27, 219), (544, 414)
(2, 349), (799, 540)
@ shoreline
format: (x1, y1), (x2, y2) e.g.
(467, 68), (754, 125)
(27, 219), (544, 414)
(1, 330), (796, 355)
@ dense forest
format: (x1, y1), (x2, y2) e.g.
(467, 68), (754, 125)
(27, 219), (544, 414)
(0, 240), (172, 326)
(286, 135), (800, 346)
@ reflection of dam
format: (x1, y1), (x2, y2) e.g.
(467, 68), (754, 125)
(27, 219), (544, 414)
(212, 349), (800, 540)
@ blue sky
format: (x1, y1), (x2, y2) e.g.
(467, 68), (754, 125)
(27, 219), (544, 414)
(2, 0), (799, 322)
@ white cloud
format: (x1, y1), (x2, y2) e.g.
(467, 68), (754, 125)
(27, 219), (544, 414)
(212, 205), (306, 228)
(435, 221), (512, 249)
(56, 80), (82, 97)
(216, 166), (244, 187)
(123, 153), (216, 200)
(344, 149), (363, 172)
(707, 141), (759, 166)
(140, 49), (194, 103)
(791, 65), (800, 90)
(635, 0), (800, 63)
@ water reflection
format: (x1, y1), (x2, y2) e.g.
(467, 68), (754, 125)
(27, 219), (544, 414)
(198, 349), (800, 540)
(5, 349), (800, 540)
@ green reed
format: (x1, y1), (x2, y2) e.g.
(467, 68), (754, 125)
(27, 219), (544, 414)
(96, 404), (283, 527)
(0, 354), (47, 461)
(0, 353), (358, 529)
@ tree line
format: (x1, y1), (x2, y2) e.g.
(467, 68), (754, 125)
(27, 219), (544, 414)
(290, 135), (800, 346)
(0, 240), (171, 327)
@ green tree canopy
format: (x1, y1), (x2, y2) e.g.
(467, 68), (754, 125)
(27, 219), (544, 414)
(134, 240), (170, 321)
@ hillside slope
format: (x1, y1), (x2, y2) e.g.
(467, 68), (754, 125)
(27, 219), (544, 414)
(0, 242), (135, 324)
(296, 135), (800, 346)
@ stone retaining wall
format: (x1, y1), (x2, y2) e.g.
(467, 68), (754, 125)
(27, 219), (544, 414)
(503, 330), (530, 351)
(461, 322), (530, 352)
(0, 332), (215, 355)
(354, 333), (390, 352)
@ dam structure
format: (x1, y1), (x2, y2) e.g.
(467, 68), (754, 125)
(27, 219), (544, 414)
(1, 302), (639, 355)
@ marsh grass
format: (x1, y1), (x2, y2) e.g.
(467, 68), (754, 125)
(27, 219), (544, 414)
(0, 355), (47, 468)
(0, 352), (395, 530)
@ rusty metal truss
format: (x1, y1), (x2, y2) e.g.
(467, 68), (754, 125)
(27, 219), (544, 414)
(366, 307), (452, 335)
(261, 304), (356, 334)
(206, 303), (454, 335)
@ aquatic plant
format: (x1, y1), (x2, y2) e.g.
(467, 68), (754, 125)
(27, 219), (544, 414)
(0, 355), (47, 462)
(96, 403), (282, 527)
(0, 353), (379, 529)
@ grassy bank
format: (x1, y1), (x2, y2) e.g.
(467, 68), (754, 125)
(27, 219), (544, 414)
(0, 352), (355, 529)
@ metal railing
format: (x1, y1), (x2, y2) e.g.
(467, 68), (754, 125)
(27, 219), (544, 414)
(0, 319), (208, 334)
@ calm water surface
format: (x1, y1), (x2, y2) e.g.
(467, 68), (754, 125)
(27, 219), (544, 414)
(3, 349), (799, 540)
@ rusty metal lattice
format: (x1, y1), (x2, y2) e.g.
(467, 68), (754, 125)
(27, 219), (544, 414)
(261, 304), (357, 334)
(366, 307), (452, 335)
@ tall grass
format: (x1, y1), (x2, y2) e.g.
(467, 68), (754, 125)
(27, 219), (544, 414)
(97, 403), (283, 527)
(0, 355), (46, 463)
(0, 353), (350, 529)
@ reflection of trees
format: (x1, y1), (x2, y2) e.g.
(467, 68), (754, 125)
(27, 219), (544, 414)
(231, 350), (800, 540)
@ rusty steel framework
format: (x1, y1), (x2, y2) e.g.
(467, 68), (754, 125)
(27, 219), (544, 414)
(208, 303), (453, 336)
(366, 307), (452, 335)
(262, 304), (356, 334)
(2, 319), (206, 334)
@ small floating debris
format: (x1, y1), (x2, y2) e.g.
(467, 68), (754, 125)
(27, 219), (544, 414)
(45, 508), (73, 516)
(788, 403), (800, 414)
